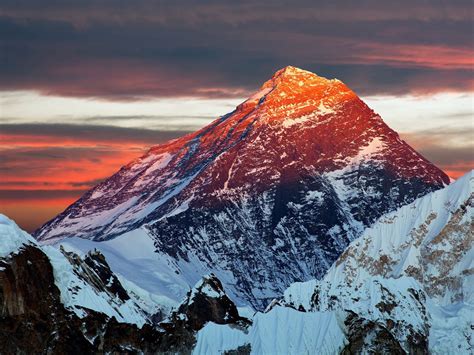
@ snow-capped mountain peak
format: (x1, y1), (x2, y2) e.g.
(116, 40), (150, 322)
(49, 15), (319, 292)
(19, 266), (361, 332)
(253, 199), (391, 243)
(237, 65), (354, 125)
(35, 66), (449, 310)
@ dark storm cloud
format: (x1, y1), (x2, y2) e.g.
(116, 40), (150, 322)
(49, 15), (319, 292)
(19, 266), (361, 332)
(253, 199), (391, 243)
(82, 115), (212, 122)
(418, 145), (473, 167)
(0, 189), (85, 200)
(2, 1), (472, 24)
(0, 123), (190, 144)
(1, 1), (472, 99)
(79, 115), (216, 130)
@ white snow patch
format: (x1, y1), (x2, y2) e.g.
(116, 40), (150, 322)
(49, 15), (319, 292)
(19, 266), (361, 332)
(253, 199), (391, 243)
(315, 101), (336, 115)
(190, 278), (224, 301)
(195, 307), (346, 354)
(251, 307), (346, 354)
(305, 190), (323, 203)
(144, 153), (173, 174)
(0, 215), (36, 257)
(159, 195), (194, 220)
(194, 323), (249, 355)
(282, 115), (311, 128)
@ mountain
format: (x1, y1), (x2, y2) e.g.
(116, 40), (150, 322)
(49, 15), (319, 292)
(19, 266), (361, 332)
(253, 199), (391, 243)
(0, 214), (250, 353)
(0, 214), (151, 352)
(35, 66), (449, 309)
(194, 170), (473, 354)
(0, 215), (152, 327)
(160, 273), (252, 352)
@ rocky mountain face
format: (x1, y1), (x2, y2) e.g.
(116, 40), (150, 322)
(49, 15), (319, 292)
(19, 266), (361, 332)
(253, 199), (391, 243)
(0, 215), (146, 353)
(35, 66), (449, 309)
(164, 274), (250, 331)
(0, 234), (93, 353)
(194, 170), (473, 354)
(160, 274), (252, 353)
(0, 215), (250, 353)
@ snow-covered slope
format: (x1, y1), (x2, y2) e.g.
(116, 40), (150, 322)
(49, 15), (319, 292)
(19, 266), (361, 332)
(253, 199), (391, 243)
(0, 214), (37, 257)
(0, 215), (153, 326)
(56, 228), (180, 312)
(36, 66), (449, 309)
(195, 306), (345, 355)
(194, 170), (473, 354)
(324, 170), (473, 304)
(56, 227), (248, 309)
(1, 214), (260, 352)
(282, 170), (474, 353)
(284, 170), (473, 304)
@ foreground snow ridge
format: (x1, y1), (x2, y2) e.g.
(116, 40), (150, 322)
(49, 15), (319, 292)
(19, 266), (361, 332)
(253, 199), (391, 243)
(194, 307), (345, 355)
(0, 215), (151, 326)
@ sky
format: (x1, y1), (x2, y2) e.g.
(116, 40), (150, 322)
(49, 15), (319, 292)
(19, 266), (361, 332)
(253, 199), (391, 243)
(0, 0), (473, 232)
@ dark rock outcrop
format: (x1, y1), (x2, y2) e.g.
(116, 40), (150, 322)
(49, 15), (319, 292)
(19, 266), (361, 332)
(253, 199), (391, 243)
(0, 241), (249, 354)
(61, 247), (131, 303)
(160, 274), (251, 352)
(341, 311), (427, 355)
(0, 245), (94, 353)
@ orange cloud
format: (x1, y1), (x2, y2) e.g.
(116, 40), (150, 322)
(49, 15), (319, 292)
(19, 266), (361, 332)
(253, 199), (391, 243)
(1, 153), (144, 189)
(441, 163), (474, 179)
(352, 43), (474, 70)
(0, 130), (152, 232)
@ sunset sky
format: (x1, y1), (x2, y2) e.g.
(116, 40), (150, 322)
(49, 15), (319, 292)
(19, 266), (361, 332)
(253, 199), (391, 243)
(1, 1), (473, 232)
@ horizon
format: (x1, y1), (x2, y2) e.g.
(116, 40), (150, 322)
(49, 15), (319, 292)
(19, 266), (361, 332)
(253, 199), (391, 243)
(1, 1), (473, 233)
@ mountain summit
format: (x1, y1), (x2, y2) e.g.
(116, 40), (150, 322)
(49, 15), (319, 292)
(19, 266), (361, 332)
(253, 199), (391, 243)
(35, 66), (449, 309)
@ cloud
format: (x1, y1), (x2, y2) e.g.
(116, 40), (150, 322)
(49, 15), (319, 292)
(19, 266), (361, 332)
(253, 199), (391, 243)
(2, 1), (472, 25)
(1, 0), (472, 231)
(1, 1), (473, 99)
(400, 128), (474, 178)
(0, 189), (85, 200)
(348, 43), (473, 70)
(0, 124), (189, 193)
(0, 123), (190, 145)
(0, 190), (84, 233)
